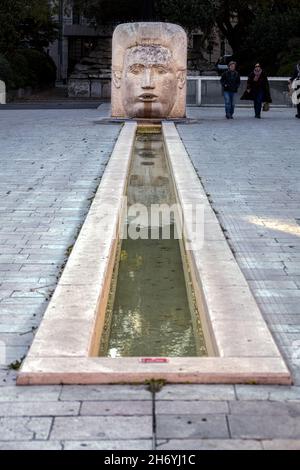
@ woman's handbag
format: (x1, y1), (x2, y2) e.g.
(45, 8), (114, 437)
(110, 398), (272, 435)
(263, 102), (270, 112)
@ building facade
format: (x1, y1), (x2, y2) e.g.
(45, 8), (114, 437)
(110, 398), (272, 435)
(47, 1), (231, 95)
(48, 0), (114, 82)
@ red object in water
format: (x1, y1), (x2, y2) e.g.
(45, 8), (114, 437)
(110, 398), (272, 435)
(140, 358), (169, 363)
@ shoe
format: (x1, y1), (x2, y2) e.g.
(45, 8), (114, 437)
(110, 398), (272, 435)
(295, 114), (300, 118)
(230, 116), (234, 119)
(226, 115), (230, 119)
(255, 115), (261, 119)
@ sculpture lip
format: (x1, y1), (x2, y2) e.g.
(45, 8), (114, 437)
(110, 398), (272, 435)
(138, 93), (158, 102)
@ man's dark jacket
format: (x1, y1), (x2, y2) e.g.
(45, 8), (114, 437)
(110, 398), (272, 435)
(220, 70), (241, 92)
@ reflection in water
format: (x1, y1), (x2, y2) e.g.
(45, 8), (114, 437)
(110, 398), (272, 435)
(99, 130), (207, 357)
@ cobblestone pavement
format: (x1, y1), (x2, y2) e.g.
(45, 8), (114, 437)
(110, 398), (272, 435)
(0, 107), (300, 450)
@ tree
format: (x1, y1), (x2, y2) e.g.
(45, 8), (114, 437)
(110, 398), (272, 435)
(74, 0), (300, 74)
(155, 0), (215, 34)
(156, 0), (216, 67)
(75, 0), (148, 25)
(214, 0), (256, 54)
(232, 0), (300, 73)
(0, 1), (57, 89)
(77, 0), (215, 32)
(212, 0), (300, 73)
(0, 0), (57, 55)
(76, 0), (216, 61)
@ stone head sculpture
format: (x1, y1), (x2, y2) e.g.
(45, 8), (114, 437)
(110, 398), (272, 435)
(111, 22), (187, 118)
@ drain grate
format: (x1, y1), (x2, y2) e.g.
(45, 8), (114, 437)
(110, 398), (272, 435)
(141, 161), (155, 166)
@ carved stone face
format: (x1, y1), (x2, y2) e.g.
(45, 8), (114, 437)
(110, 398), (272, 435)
(111, 23), (187, 118)
(121, 45), (179, 118)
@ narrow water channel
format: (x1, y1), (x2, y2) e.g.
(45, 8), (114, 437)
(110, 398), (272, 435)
(99, 128), (207, 357)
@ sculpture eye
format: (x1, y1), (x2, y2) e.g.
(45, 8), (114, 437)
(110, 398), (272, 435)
(130, 65), (143, 74)
(156, 67), (167, 74)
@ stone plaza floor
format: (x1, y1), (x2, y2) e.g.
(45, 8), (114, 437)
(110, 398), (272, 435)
(0, 106), (299, 450)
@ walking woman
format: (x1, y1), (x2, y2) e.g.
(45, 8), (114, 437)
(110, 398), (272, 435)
(241, 63), (272, 118)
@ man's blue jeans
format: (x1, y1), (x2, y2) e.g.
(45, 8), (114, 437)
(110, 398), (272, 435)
(223, 91), (236, 117)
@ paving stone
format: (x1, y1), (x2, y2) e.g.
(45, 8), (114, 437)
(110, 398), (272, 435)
(50, 416), (152, 440)
(0, 401), (80, 416)
(235, 385), (300, 401)
(63, 440), (153, 450)
(156, 439), (262, 450)
(60, 385), (151, 401)
(0, 332), (34, 347)
(0, 370), (17, 386)
(0, 417), (52, 440)
(0, 441), (63, 450)
(0, 385), (61, 401)
(156, 400), (229, 414)
(229, 401), (300, 416)
(228, 414), (300, 439)
(156, 415), (229, 439)
(156, 385), (235, 401)
(80, 401), (152, 415)
(0, 264), (22, 272)
(262, 439), (300, 450)
(268, 387), (300, 401)
(0, 297), (49, 305)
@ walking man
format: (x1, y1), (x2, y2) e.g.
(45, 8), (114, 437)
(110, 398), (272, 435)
(220, 61), (241, 119)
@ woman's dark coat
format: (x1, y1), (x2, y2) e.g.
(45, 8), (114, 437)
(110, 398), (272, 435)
(241, 71), (272, 103)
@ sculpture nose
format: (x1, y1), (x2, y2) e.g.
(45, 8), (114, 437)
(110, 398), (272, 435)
(141, 69), (155, 89)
